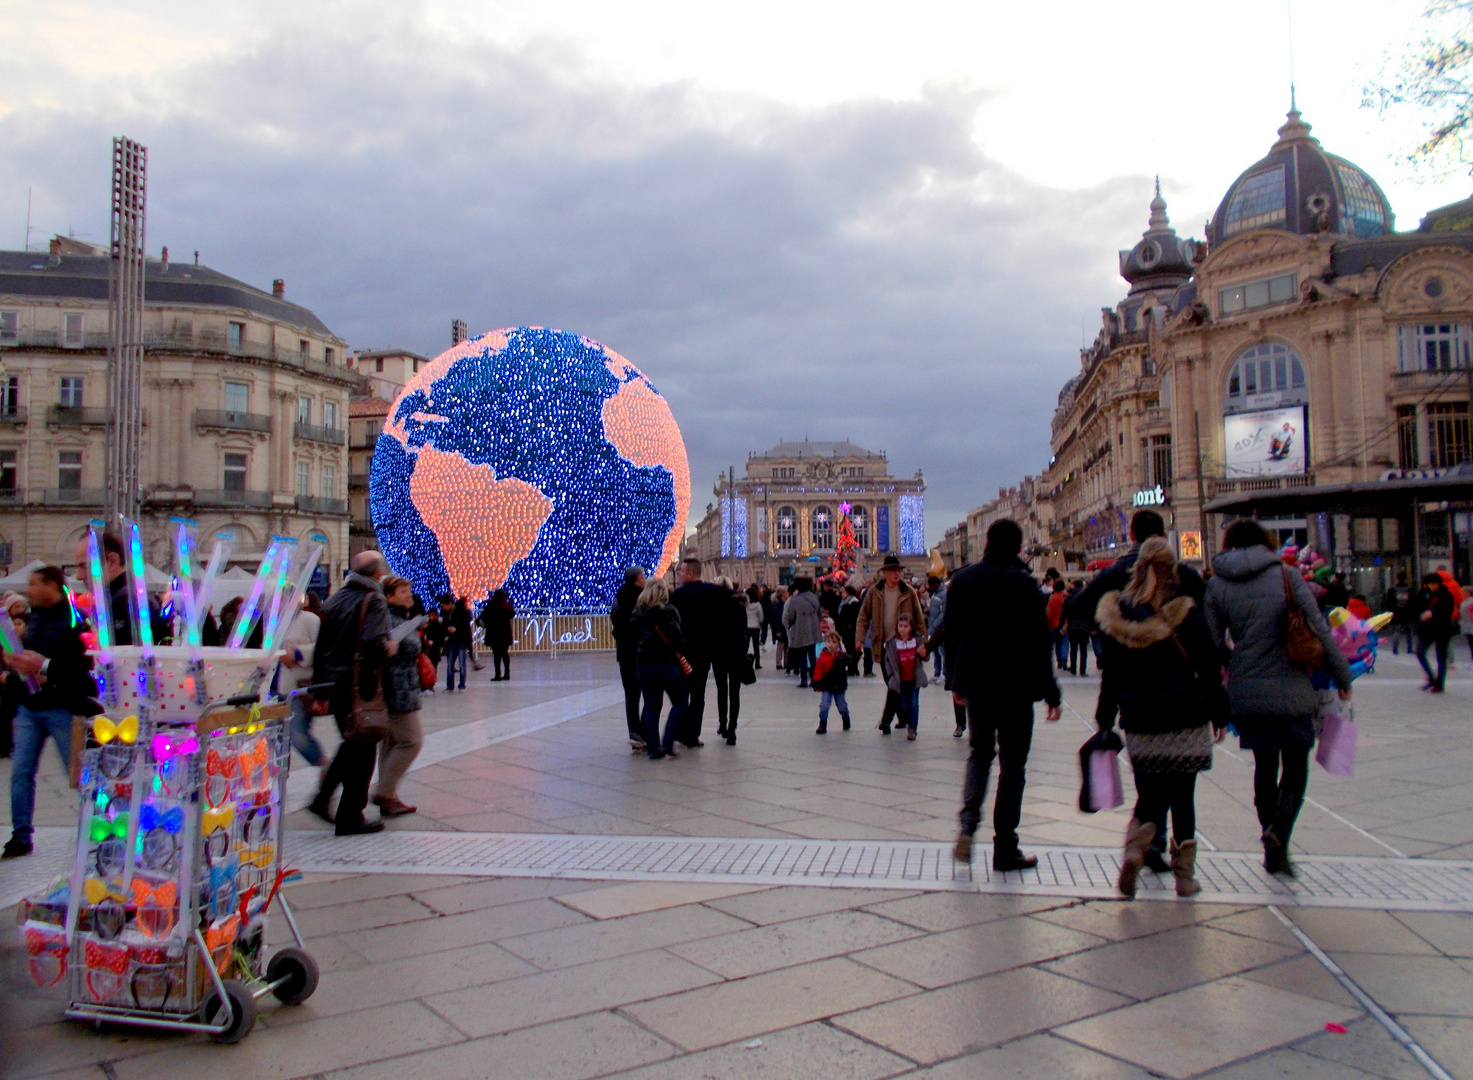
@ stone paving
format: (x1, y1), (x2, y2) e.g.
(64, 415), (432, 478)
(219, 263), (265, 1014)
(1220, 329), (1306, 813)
(2, 645), (1472, 1078)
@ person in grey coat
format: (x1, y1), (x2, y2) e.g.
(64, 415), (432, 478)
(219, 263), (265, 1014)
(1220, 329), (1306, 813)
(374, 575), (425, 818)
(782, 577), (823, 687)
(1204, 520), (1353, 876)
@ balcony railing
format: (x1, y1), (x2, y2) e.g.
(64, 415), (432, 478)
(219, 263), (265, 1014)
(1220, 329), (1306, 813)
(1208, 473), (1316, 498)
(0, 409), (27, 426)
(294, 495), (348, 515)
(0, 330), (110, 349)
(194, 409), (274, 434)
(43, 488), (106, 506)
(195, 489), (274, 509)
(348, 472), (370, 488)
(0, 488), (24, 505)
(48, 405), (111, 427)
(350, 517), (375, 533)
(294, 421), (346, 446)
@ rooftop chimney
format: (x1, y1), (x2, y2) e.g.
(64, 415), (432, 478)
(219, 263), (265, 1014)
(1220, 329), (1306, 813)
(452, 318), (468, 345)
(193, 250), (199, 265)
(272, 279), (285, 298)
(160, 246), (169, 272)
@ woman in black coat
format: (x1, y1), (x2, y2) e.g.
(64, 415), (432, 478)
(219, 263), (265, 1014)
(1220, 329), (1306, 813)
(632, 579), (690, 760)
(481, 589), (516, 682)
(1095, 538), (1228, 898)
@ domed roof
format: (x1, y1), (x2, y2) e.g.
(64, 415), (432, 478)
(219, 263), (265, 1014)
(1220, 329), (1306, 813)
(1120, 179), (1198, 294)
(1210, 105), (1393, 247)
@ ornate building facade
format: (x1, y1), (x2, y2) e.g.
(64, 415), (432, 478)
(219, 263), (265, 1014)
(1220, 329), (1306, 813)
(0, 237), (354, 578)
(1049, 106), (1473, 590)
(690, 439), (926, 584)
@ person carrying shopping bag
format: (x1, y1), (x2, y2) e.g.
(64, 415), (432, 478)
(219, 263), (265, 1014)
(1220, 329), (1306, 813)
(1095, 538), (1228, 897)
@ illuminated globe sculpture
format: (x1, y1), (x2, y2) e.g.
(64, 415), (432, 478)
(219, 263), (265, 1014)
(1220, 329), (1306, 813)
(369, 327), (690, 609)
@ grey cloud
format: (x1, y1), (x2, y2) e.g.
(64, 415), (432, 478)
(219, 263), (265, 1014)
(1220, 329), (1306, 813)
(1, 16), (1153, 542)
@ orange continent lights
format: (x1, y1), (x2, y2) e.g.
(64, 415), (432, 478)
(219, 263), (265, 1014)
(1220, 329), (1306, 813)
(370, 328), (690, 609)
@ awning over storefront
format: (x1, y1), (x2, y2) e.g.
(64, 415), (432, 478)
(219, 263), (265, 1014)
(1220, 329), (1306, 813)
(1204, 463), (1473, 516)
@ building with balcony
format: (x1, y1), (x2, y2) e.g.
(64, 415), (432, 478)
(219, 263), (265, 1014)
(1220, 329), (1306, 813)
(689, 439), (926, 585)
(1048, 107), (1473, 591)
(0, 237), (353, 578)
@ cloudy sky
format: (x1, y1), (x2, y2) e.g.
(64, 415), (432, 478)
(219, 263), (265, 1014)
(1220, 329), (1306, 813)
(1, 1), (1462, 543)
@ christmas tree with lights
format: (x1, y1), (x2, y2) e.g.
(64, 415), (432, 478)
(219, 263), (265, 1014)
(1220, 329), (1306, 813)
(832, 501), (859, 577)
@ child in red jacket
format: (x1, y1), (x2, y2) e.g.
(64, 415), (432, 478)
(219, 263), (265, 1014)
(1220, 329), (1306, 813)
(813, 630), (850, 734)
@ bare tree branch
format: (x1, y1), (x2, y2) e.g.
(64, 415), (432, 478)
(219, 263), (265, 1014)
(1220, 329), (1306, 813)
(1364, 0), (1473, 176)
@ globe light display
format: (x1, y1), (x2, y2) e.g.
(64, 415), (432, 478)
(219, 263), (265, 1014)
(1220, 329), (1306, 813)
(370, 327), (690, 609)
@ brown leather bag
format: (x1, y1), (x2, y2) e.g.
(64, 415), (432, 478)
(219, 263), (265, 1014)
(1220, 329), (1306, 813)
(1282, 568), (1326, 671)
(346, 595), (391, 741)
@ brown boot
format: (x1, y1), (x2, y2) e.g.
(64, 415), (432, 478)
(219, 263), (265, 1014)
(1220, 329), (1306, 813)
(952, 831), (973, 864)
(1170, 838), (1201, 898)
(1118, 818), (1157, 899)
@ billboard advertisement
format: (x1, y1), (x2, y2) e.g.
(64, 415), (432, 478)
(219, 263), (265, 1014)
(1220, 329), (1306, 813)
(1224, 406), (1306, 478)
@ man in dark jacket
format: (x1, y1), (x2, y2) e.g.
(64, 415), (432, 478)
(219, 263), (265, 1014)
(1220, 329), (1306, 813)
(3, 566), (97, 859)
(73, 531), (168, 646)
(609, 567), (647, 749)
(944, 520), (1061, 872)
(309, 551), (397, 836)
(1073, 510), (1204, 870)
(670, 558), (732, 747)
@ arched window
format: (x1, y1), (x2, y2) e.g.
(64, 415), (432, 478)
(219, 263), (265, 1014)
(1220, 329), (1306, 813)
(1224, 342), (1307, 414)
(775, 506), (798, 551)
(811, 505), (834, 550)
(849, 504), (870, 550)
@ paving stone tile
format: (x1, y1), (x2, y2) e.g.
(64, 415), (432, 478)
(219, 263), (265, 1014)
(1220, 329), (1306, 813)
(267, 941), (539, 1024)
(1205, 908), (1305, 949)
(833, 966), (1129, 1065)
(906, 1032), (1155, 1079)
(326, 1011), (674, 1080)
(281, 873), (474, 910)
(498, 903), (753, 969)
(1055, 976), (1361, 1080)
(1398, 1016), (1473, 1080)
(112, 1001), (463, 1080)
(286, 893), (438, 938)
(1032, 900), (1246, 942)
(1393, 911), (1473, 958)
(342, 898), (592, 963)
(410, 875), (602, 915)
(704, 886), (920, 925)
(597, 1020), (912, 1080)
(1286, 1016), (1430, 1080)
(1332, 952), (1473, 1015)
(0, 1013), (177, 1079)
(1195, 1046), (1403, 1079)
(861, 891), (1078, 933)
(670, 909), (924, 978)
(551, 882), (766, 919)
(622, 957), (917, 1052)
(1043, 925), (1299, 1001)
(852, 914), (1103, 989)
(1239, 954), (1359, 1009)
(426, 948), (720, 1037)
(1286, 907), (1441, 955)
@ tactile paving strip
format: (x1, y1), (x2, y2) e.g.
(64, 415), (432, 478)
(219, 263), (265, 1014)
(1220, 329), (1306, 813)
(287, 830), (1473, 911)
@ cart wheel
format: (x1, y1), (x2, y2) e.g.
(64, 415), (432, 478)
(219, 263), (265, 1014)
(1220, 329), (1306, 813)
(266, 947), (319, 1005)
(202, 979), (257, 1043)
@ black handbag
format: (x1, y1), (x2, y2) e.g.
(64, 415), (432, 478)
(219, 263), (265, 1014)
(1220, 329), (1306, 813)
(739, 655), (757, 685)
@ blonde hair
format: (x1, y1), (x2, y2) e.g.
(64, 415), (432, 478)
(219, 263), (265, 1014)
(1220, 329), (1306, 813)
(714, 575), (734, 589)
(1121, 536), (1178, 611)
(637, 578), (671, 608)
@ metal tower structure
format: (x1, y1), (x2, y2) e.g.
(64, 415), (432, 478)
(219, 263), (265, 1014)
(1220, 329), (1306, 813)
(106, 136), (147, 525)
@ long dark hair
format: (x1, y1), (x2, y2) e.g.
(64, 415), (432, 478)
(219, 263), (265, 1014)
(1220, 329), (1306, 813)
(1221, 519), (1279, 552)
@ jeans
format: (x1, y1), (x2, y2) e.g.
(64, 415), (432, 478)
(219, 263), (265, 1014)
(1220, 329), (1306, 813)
(9, 705), (71, 842)
(445, 642), (467, 689)
(618, 659), (643, 739)
(376, 709), (423, 800)
(1417, 633), (1449, 689)
(1388, 623), (1413, 654)
(1132, 771), (1197, 845)
(1053, 628), (1068, 667)
(1252, 745), (1310, 846)
(932, 644), (943, 679)
(959, 698), (1035, 854)
(289, 693), (325, 767)
(683, 657), (712, 743)
(713, 660), (742, 732)
(862, 646), (874, 676)
(898, 682), (919, 730)
(638, 664), (688, 754)
(819, 690), (850, 725)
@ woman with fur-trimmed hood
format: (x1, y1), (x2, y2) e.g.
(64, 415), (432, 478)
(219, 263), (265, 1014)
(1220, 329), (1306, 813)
(1095, 537), (1228, 899)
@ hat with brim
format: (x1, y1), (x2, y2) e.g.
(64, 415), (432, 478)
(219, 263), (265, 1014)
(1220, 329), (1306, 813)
(881, 553), (903, 571)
